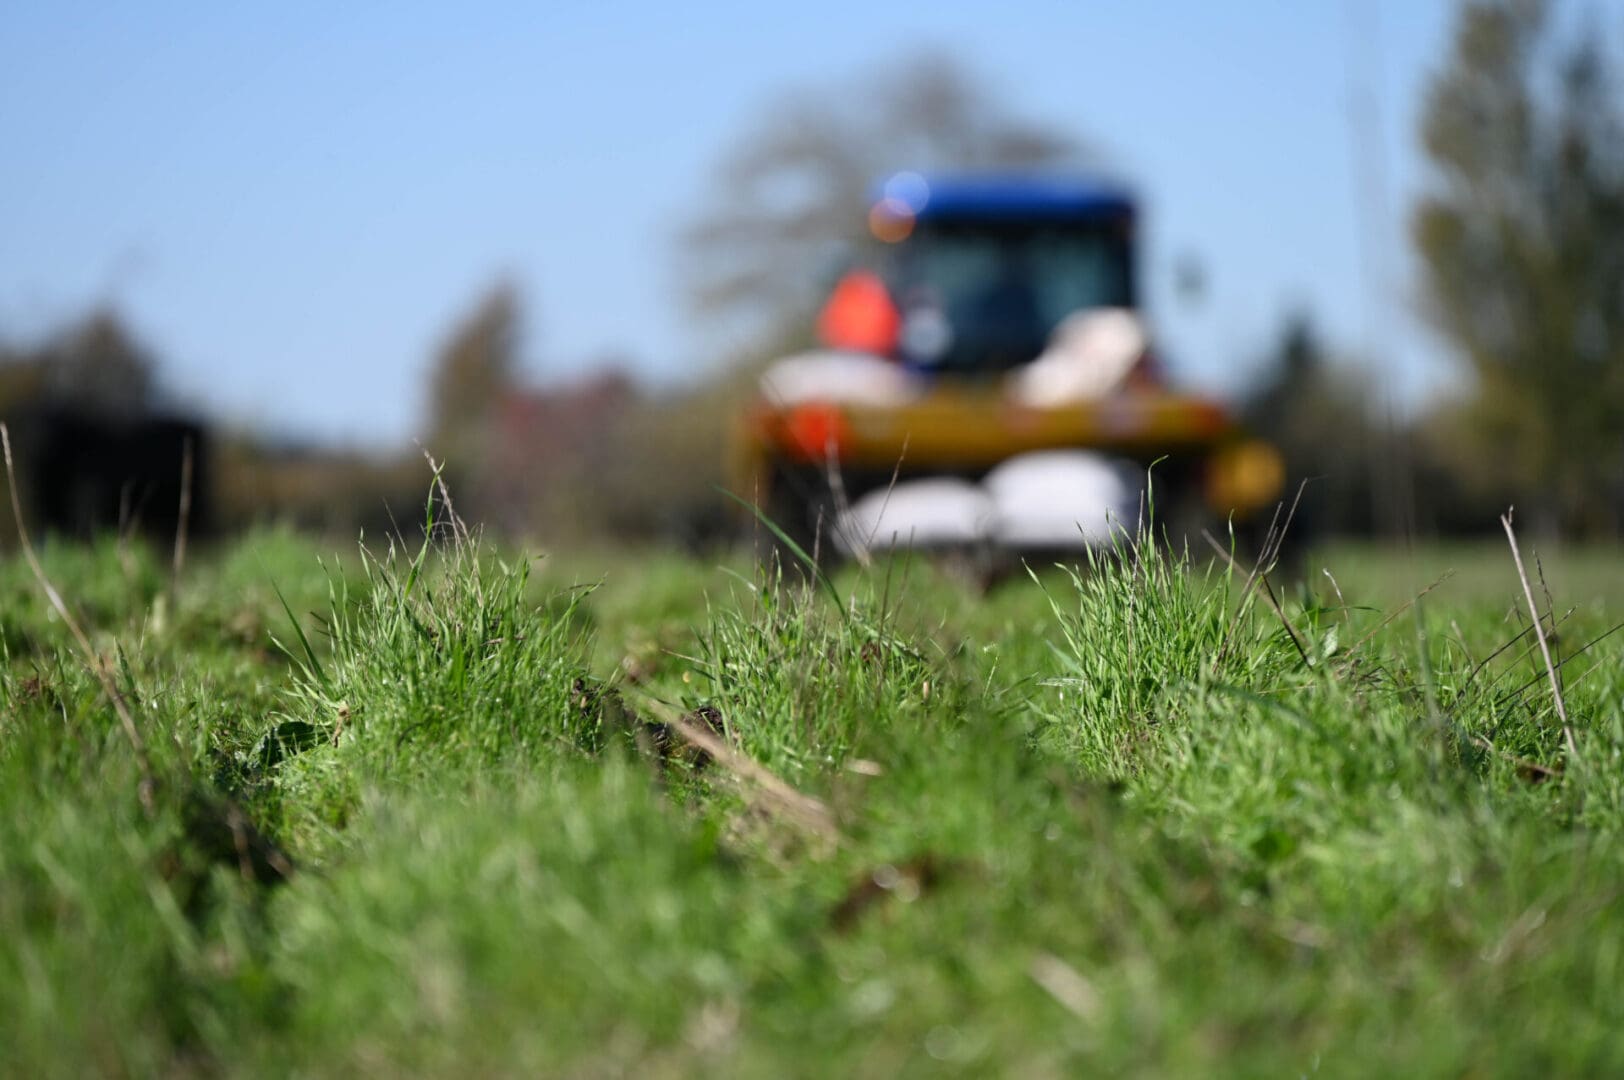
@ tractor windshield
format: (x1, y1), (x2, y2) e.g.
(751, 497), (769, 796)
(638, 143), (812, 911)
(889, 217), (1134, 374)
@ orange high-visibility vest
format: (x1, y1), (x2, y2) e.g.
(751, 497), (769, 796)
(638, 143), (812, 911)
(816, 271), (900, 356)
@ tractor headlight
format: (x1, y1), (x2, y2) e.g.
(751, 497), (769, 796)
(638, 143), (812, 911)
(1206, 439), (1285, 516)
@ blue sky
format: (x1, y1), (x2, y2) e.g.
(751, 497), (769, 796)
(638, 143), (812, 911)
(0, 1), (1517, 446)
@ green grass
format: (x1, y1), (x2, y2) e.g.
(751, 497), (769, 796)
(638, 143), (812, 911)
(2, 517), (1623, 1077)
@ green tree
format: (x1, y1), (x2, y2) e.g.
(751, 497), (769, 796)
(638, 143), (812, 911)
(425, 283), (521, 467)
(1242, 313), (1384, 536)
(42, 307), (158, 416)
(1414, 0), (1624, 533)
(0, 340), (48, 414)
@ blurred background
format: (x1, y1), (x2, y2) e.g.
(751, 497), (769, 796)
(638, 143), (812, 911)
(2, 0), (1621, 549)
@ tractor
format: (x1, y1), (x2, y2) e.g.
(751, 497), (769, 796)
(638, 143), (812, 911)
(731, 171), (1285, 564)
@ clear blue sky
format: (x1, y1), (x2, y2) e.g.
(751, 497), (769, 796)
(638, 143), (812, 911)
(0, 1), (1513, 447)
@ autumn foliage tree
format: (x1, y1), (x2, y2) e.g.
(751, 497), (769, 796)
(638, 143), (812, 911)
(1414, 0), (1624, 533)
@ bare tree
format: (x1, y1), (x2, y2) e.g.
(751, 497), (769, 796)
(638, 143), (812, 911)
(678, 52), (1088, 355)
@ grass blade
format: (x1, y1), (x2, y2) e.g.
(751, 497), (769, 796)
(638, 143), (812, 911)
(271, 575), (330, 691)
(719, 486), (845, 614)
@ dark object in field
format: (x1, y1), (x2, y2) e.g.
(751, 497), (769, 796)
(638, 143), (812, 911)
(5, 404), (210, 541)
(158, 786), (295, 923)
(829, 853), (951, 933)
(572, 677), (728, 772)
(1514, 757), (1563, 785)
(252, 719), (323, 771)
(643, 704), (727, 772)
(178, 789), (294, 887)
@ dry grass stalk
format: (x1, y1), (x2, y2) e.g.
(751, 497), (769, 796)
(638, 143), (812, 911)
(1029, 952), (1101, 1022)
(639, 696), (841, 843)
(1202, 529), (1310, 668)
(1207, 482), (1307, 667)
(1499, 510), (1576, 757)
(418, 446), (470, 544)
(822, 440), (868, 569)
(1336, 570), (1456, 678)
(1, 423), (157, 814)
(172, 434), (194, 579)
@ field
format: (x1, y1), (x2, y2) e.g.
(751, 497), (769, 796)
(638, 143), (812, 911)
(3, 508), (1623, 1077)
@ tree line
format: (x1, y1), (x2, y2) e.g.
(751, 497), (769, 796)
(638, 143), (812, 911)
(1, 1), (1618, 544)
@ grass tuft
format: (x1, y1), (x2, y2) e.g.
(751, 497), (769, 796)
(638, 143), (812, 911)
(1, 504), (1623, 1076)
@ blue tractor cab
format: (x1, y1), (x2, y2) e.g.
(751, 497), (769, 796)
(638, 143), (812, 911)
(867, 172), (1139, 375)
